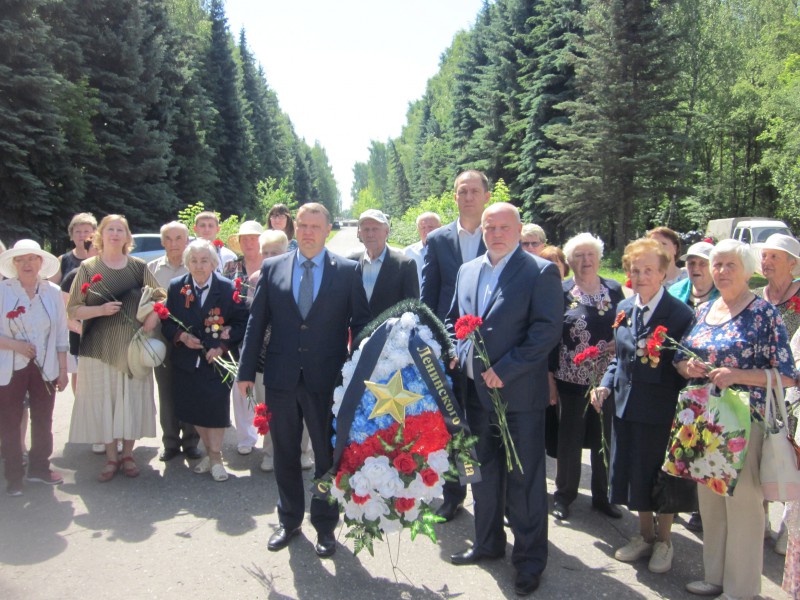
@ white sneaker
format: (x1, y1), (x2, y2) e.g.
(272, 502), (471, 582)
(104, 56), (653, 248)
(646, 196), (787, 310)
(193, 456), (211, 474)
(211, 463), (228, 482)
(260, 454), (274, 473)
(648, 541), (673, 573)
(614, 535), (653, 562)
(91, 443), (105, 454)
(300, 452), (314, 470)
(686, 581), (723, 596)
(237, 445), (253, 455)
(775, 527), (788, 555)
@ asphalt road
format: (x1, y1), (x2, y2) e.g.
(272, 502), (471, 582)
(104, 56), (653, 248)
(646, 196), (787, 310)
(0, 227), (788, 599)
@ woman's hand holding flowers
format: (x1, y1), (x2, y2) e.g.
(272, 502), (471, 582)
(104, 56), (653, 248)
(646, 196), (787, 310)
(590, 386), (610, 413)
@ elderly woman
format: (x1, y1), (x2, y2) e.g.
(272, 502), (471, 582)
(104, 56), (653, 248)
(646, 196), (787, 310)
(0, 240), (69, 496)
(551, 233), (624, 521)
(68, 215), (165, 482)
(675, 239), (796, 599)
(54, 212), (97, 284)
(521, 223), (547, 257)
(591, 238), (694, 573)
(267, 204), (297, 252)
(223, 220), (266, 456)
(647, 227), (687, 288)
(754, 233), (800, 340)
(161, 240), (248, 482)
(668, 241), (719, 310)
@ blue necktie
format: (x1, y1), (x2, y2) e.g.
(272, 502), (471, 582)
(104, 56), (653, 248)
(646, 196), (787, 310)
(298, 260), (314, 319)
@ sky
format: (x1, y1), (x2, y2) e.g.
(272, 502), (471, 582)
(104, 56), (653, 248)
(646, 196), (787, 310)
(223, 0), (485, 208)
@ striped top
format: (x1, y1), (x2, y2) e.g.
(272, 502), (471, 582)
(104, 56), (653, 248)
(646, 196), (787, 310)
(67, 256), (163, 376)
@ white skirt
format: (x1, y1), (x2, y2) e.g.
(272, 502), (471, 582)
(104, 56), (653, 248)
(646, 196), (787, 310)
(69, 356), (156, 443)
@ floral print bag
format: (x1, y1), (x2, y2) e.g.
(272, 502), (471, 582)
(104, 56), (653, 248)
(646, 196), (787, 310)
(662, 383), (751, 497)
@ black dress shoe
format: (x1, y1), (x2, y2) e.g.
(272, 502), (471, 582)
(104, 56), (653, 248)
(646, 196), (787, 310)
(686, 512), (703, 532)
(159, 447), (181, 462)
(435, 501), (463, 522)
(315, 532), (336, 558)
(514, 572), (541, 596)
(592, 501), (622, 519)
(450, 547), (504, 565)
(268, 526), (301, 552)
(184, 447), (202, 460)
(551, 500), (569, 520)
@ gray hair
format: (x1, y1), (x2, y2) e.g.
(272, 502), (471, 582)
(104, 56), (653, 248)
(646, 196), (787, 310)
(709, 239), (756, 279)
(259, 229), (289, 253)
(416, 212), (441, 226)
(521, 223), (547, 244)
(183, 239), (219, 269)
(160, 221), (189, 239)
(563, 232), (604, 263)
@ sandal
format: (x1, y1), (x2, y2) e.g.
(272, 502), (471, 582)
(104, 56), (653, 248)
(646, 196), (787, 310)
(97, 460), (119, 483)
(120, 456), (140, 478)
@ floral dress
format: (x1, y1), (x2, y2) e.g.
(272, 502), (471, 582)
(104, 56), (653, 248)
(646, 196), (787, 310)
(753, 286), (800, 341)
(675, 297), (795, 419)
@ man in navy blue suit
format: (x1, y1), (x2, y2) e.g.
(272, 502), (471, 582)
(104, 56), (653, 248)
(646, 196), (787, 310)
(445, 203), (563, 596)
(237, 203), (370, 559)
(421, 170), (489, 520)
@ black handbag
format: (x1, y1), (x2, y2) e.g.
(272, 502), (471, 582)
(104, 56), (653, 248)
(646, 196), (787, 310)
(651, 470), (698, 514)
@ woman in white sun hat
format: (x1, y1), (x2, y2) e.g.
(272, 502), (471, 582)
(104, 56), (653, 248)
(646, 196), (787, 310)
(753, 233), (800, 339)
(223, 220), (266, 456)
(0, 240), (69, 496)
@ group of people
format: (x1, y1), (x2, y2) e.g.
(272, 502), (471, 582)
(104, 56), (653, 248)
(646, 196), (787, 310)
(2, 169), (800, 599)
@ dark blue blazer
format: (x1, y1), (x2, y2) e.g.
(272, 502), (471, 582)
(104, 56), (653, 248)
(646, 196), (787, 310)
(237, 249), (371, 394)
(349, 246), (420, 317)
(445, 246), (564, 413)
(421, 221), (486, 320)
(600, 291), (694, 425)
(162, 272), (249, 374)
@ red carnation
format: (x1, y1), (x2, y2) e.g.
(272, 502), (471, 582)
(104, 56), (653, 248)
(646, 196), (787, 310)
(584, 346), (600, 360)
(6, 310), (19, 319)
(212, 239), (224, 249)
(573, 351), (586, 366)
(392, 452), (417, 475)
(420, 468), (439, 487)
(90, 274), (103, 284)
(80, 282), (90, 295)
(454, 314), (483, 340)
(232, 290), (241, 304)
(788, 296), (800, 314)
(625, 278), (632, 288)
(352, 493), (371, 505)
(233, 277), (242, 290)
(153, 302), (170, 319)
(394, 497), (415, 513)
(252, 403), (272, 435)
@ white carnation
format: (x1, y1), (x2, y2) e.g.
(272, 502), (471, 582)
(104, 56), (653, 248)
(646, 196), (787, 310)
(344, 500), (365, 520)
(348, 472), (372, 497)
(376, 471), (405, 498)
(360, 455), (393, 489)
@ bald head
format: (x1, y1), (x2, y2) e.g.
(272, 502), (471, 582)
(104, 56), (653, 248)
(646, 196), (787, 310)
(481, 203), (522, 264)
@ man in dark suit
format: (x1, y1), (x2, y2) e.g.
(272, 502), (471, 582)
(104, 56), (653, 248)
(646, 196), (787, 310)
(349, 209), (419, 317)
(237, 203), (371, 559)
(421, 170), (489, 521)
(445, 203), (563, 596)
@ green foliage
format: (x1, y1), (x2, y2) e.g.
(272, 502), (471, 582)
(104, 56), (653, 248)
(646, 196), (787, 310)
(178, 201), (207, 230)
(255, 177), (297, 222)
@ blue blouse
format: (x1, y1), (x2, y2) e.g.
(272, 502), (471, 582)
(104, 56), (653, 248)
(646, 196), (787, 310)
(675, 297), (796, 417)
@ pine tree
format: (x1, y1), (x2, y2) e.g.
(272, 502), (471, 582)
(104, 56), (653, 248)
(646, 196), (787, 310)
(201, 0), (254, 216)
(0, 0), (84, 245)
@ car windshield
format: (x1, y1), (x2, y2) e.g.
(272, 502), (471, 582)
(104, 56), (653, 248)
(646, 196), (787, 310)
(754, 228), (792, 242)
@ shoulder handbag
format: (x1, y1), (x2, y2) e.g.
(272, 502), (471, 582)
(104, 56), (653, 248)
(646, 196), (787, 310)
(760, 368), (800, 501)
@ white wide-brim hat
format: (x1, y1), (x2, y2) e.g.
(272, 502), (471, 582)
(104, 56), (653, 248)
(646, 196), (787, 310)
(127, 330), (167, 379)
(0, 239), (60, 279)
(754, 234), (800, 278)
(227, 220), (265, 254)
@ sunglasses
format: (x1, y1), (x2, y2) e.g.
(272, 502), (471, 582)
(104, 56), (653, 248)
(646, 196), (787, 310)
(522, 241), (542, 248)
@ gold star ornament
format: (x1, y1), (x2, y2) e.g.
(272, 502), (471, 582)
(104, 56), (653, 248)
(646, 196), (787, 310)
(365, 370), (424, 424)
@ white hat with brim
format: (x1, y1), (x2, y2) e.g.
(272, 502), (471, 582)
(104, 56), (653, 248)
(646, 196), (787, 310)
(0, 239), (60, 280)
(227, 220), (265, 255)
(754, 234), (800, 278)
(680, 241), (714, 262)
(358, 209), (389, 226)
(127, 329), (167, 379)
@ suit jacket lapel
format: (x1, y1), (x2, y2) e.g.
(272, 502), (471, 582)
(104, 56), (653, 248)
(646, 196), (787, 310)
(283, 253), (303, 320)
(447, 222), (464, 265)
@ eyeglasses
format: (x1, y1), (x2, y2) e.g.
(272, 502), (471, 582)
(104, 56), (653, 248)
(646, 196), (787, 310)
(522, 241), (542, 248)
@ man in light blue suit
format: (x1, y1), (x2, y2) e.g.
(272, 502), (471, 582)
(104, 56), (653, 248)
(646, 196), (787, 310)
(445, 203), (563, 597)
(237, 203), (371, 559)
